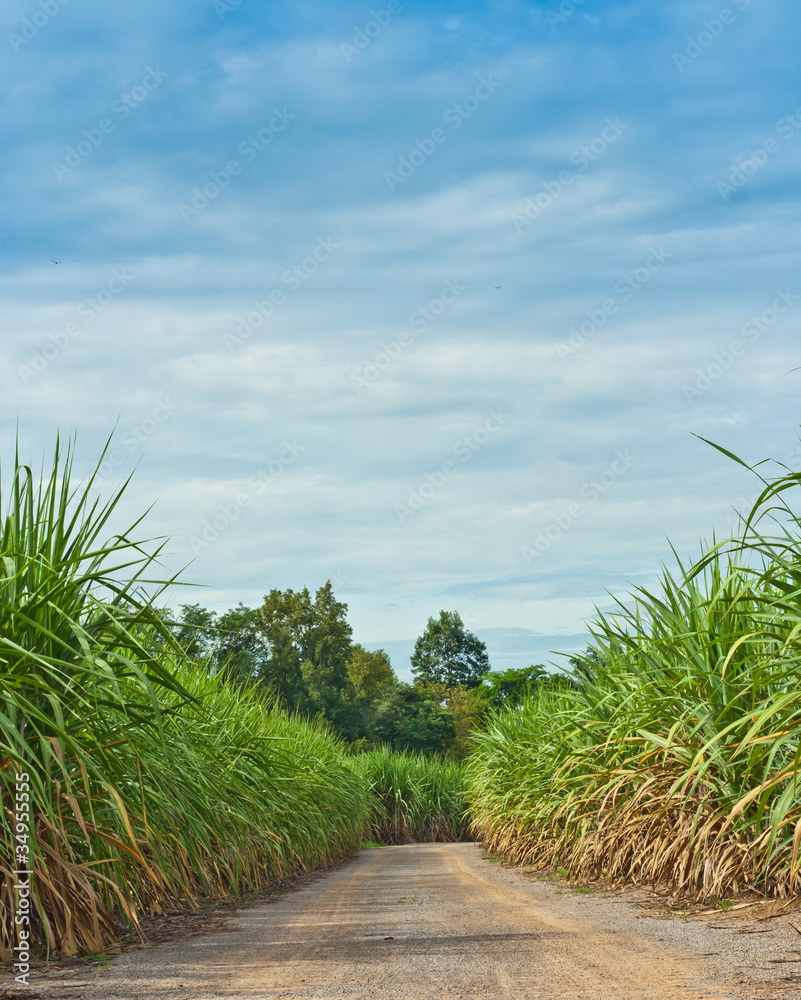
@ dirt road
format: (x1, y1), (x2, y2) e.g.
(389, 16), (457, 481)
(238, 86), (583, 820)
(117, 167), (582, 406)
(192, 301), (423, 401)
(27, 843), (801, 999)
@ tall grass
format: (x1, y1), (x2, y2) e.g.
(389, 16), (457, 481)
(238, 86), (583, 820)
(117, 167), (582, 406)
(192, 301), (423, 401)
(354, 746), (468, 844)
(466, 455), (801, 900)
(0, 437), (369, 958)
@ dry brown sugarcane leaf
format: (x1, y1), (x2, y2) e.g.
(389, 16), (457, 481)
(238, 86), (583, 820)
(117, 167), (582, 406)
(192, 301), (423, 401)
(85, 826), (149, 865)
(64, 792), (92, 847)
(757, 899), (799, 920)
(48, 736), (65, 765)
(790, 819), (801, 884)
(103, 787), (163, 886)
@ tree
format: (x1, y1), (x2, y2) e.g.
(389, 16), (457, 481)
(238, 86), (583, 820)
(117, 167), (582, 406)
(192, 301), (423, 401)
(568, 647), (607, 688)
(475, 665), (549, 710)
(298, 581), (353, 726)
(411, 610), (489, 689)
(168, 603), (218, 659)
(256, 588), (312, 710)
(257, 581), (353, 721)
(347, 645), (394, 702)
(156, 603), (268, 685)
(340, 645), (396, 742)
(372, 683), (456, 754)
(214, 603), (267, 684)
(415, 681), (487, 760)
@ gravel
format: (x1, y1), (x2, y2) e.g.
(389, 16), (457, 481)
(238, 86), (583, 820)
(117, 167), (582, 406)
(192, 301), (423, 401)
(9, 843), (801, 1000)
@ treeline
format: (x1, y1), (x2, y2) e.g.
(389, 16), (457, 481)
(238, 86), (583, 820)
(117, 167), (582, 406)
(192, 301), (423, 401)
(162, 596), (569, 757)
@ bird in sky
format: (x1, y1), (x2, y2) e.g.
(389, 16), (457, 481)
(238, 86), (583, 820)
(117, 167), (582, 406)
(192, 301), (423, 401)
(494, 285), (503, 289)
(51, 260), (62, 264)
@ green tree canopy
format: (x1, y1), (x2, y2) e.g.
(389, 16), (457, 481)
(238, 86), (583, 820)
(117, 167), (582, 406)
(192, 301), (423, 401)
(163, 603), (218, 659)
(373, 683), (456, 754)
(568, 647), (607, 688)
(257, 581), (353, 719)
(475, 664), (549, 709)
(341, 645), (397, 743)
(214, 603), (267, 684)
(347, 645), (395, 702)
(411, 610), (489, 689)
(158, 603), (269, 683)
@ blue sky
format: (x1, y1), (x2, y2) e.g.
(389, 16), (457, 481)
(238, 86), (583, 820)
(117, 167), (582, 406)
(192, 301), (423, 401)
(2, 0), (799, 679)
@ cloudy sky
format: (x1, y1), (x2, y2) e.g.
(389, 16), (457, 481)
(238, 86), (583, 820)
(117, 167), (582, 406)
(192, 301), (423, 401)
(2, 0), (799, 678)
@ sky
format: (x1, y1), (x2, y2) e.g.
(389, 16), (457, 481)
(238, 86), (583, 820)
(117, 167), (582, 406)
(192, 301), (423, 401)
(2, 0), (799, 680)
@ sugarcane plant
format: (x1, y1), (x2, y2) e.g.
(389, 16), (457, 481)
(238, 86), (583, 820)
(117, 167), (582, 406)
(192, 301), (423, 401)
(466, 443), (801, 900)
(0, 435), (370, 959)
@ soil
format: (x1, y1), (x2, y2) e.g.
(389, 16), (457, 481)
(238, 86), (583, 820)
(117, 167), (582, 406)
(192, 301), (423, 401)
(7, 843), (801, 999)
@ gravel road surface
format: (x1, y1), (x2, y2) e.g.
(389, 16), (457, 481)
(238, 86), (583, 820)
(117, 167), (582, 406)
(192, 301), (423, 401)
(19, 843), (801, 1000)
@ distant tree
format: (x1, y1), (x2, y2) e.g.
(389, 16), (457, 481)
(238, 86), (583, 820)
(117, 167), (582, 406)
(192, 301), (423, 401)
(214, 603), (267, 684)
(475, 665), (549, 710)
(257, 581), (353, 720)
(156, 603), (267, 683)
(568, 647), (607, 687)
(347, 645), (395, 702)
(373, 683), (456, 754)
(340, 645), (397, 742)
(256, 588), (311, 709)
(415, 681), (487, 760)
(169, 603), (218, 659)
(411, 611), (489, 689)
(539, 672), (574, 693)
(299, 582), (353, 727)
